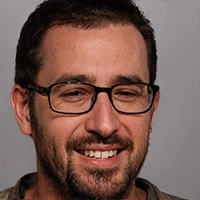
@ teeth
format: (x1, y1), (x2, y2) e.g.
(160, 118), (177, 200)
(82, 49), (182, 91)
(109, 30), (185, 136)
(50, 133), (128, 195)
(95, 151), (101, 158)
(108, 150), (117, 157)
(82, 150), (117, 159)
(101, 151), (108, 159)
(89, 150), (94, 157)
(84, 150), (89, 156)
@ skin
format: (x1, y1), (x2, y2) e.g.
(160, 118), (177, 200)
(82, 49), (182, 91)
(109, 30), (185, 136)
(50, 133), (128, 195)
(11, 24), (159, 199)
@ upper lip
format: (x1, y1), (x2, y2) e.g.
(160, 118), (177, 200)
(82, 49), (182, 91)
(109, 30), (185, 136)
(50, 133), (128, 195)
(76, 144), (124, 151)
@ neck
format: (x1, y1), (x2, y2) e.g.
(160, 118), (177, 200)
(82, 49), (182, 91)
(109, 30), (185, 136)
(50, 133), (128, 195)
(25, 159), (146, 200)
(25, 175), (146, 200)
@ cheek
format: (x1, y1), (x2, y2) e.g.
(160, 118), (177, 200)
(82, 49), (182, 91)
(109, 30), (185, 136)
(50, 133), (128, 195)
(122, 115), (151, 160)
(42, 118), (78, 143)
(122, 114), (152, 141)
(35, 98), (85, 142)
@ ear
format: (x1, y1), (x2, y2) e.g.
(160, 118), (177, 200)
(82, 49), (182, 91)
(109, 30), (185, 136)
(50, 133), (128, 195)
(150, 90), (160, 128)
(10, 84), (32, 136)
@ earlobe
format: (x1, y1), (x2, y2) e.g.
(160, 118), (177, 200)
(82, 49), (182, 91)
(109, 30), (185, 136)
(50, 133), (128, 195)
(153, 91), (160, 112)
(150, 91), (160, 129)
(10, 84), (32, 136)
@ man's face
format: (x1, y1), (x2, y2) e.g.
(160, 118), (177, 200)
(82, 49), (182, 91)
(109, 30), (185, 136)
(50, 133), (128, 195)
(28, 25), (159, 199)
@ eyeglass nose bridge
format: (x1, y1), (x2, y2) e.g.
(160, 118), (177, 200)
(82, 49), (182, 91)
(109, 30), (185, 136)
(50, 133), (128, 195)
(89, 86), (115, 112)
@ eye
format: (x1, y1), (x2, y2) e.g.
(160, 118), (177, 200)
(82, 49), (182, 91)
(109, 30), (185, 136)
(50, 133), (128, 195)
(58, 88), (89, 102)
(112, 84), (147, 103)
(116, 90), (139, 96)
(113, 88), (142, 98)
(63, 90), (83, 97)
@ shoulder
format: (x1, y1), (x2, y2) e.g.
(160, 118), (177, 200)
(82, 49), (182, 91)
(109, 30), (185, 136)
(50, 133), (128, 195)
(0, 187), (14, 199)
(161, 192), (187, 200)
(136, 178), (188, 200)
(0, 173), (37, 200)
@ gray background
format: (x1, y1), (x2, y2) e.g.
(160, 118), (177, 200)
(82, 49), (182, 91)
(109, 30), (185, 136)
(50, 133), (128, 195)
(0, 1), (199, 199)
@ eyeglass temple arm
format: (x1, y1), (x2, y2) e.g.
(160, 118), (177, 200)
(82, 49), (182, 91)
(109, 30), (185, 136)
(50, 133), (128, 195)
(22, 84), (50, 95)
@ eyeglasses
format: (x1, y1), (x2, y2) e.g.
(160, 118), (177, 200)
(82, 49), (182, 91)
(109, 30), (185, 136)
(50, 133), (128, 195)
(23, 82), (159, 114)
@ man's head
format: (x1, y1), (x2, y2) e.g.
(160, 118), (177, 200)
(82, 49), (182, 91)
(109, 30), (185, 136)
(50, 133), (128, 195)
(15, 0), (157, 86)
(11, 0), (160, 199)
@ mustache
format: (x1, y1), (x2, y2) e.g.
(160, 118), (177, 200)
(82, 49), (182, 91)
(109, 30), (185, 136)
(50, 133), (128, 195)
(66, 133), (133, 152)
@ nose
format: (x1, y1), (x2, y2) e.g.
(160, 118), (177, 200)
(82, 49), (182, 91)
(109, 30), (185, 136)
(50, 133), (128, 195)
(85, 93), (120, 138)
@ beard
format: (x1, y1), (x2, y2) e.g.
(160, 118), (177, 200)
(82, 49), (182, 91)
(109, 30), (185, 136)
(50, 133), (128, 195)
(29, 105), (150, 200)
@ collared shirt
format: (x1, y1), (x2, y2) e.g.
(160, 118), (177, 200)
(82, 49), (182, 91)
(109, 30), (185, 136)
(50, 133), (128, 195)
(0, 173), (187, 200)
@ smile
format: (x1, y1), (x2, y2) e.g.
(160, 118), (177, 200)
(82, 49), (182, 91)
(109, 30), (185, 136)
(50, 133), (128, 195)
(79, 149), (118, 159)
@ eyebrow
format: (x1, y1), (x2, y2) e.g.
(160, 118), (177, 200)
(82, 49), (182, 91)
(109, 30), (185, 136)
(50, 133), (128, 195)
(111, 75), (145, 85)
(52, 74), (145, 86)
(53, 74), (96, 84)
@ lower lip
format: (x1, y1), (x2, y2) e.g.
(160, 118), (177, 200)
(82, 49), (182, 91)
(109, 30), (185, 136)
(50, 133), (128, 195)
(74, 150), (125, 169)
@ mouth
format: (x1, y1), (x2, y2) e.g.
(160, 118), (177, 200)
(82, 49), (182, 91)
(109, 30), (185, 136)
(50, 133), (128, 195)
(73, 146), (127, 168)
(77, 149), (122, 159)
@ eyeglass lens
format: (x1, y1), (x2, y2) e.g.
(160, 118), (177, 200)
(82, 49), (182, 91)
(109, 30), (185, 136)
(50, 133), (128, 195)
(49, 83), (154, 114)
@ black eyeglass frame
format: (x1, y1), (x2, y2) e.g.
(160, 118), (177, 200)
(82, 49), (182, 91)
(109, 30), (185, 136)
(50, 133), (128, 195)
(22, 82), (159, 115)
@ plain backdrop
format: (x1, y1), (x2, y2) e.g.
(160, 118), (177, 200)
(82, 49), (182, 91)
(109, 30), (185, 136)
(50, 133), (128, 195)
(0, 1), (200, 200)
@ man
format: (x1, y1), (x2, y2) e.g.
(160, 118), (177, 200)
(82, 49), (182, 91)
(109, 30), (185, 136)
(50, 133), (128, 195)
(0, 0), (186, 199)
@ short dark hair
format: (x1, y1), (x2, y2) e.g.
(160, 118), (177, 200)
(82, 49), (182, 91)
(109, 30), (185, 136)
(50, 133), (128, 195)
(15, 0), (157, 86)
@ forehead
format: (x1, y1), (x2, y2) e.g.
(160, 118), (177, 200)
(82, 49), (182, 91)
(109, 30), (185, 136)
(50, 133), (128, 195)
(37, 24), (148, 86)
